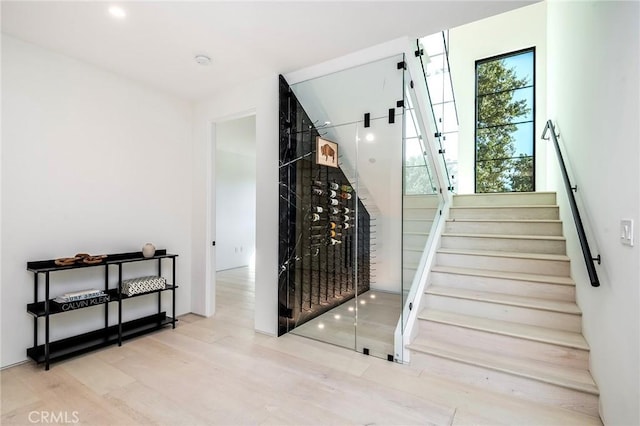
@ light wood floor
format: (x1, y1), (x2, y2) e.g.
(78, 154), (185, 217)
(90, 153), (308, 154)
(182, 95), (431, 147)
(1, 267), (601, 425)
(292, 290), (401, 361)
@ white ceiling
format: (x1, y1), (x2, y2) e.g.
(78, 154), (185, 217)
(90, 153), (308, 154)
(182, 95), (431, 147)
(1, 1), (535, 101)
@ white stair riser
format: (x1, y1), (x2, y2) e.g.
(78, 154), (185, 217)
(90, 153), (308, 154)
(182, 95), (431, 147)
(453, 192), (557, 207)
(403, 267), (419, 285)
(403, 233), (429, 248)
(441, 235), (566, 255)
(403, 220), (433, 233)
(404, 208), (439, 220)
(423, 294), (582, 332)
(445, 220), (563, 236)
(404, 195), (441, 209)
(436, 252), (570, 276)
(409, 351), (598, 417)
(403, 249), (424, 266)
(450, 207), (559, 220)
(431, 272), (576, 301)
(418, 320), (589, 370)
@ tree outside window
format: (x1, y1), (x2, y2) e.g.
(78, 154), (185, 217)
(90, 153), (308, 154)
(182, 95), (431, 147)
(475, 49), (535, 193)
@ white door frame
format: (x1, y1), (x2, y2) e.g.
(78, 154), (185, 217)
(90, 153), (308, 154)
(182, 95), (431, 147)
(205, 109), (257, 317)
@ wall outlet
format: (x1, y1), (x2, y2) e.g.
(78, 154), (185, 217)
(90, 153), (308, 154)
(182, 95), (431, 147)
(620, 219), (634, 246)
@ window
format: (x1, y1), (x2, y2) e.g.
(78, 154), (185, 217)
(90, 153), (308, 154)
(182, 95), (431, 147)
(475, 48), (535, 193)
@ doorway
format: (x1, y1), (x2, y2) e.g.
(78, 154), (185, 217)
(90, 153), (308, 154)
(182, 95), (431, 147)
(214, 115), (257, 297)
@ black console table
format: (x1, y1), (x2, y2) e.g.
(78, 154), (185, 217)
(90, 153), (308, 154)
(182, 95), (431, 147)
(26, 250), (178, 370)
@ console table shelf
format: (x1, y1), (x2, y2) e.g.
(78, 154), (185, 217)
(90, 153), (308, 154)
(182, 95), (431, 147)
(26, 312), (173, 364)
(26, 285), (179, 317)
(26, 250), (178, 370)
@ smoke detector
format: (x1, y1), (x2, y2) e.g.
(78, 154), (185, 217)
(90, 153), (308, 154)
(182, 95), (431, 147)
(194, 55), (211, 66)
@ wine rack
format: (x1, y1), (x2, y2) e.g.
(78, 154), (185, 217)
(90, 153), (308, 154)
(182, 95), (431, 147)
(278, 75), (370, 335)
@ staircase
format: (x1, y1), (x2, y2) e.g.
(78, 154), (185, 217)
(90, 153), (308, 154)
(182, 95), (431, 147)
(408, 192), (600, 419)
(402, 194), (440, 291)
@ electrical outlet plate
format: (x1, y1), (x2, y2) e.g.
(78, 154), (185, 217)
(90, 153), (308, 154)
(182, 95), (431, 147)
(620, 219), (634, 246)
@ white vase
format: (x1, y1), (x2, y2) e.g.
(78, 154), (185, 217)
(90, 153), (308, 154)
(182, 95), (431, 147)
(142, 243), (156, 258)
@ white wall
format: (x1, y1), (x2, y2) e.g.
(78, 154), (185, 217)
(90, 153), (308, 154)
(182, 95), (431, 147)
(1, 36), (193, 368)
(546, 2), (640, 424)
(448, 2), (547, 194)
(215, 146), (256, 271)
(192, 76), (278, 335)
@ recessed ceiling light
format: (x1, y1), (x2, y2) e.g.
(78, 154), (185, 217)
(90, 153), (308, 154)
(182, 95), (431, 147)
(108, 5), (126, 19)
(195, 55), (212, 66)
(365, 133), (375, 142)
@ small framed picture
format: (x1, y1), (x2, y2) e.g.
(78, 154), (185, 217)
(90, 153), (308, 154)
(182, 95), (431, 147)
(316, 137), (338, 168)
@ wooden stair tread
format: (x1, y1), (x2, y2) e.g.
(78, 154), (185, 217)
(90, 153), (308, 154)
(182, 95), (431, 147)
(446, 218), (562, 223)
(426, 286), (582, 314)
(418, 310), (589, 350)
(404, 247), (426, 252)
(442, 233), (566, 242)
(407, 339), (599, 395)
(437, 248), (570, 261)
(431, 265), (575, 286)
(451, 204), (558, 209)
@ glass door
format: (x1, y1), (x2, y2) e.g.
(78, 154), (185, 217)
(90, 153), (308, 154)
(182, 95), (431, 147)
(278, 54), (405, 361)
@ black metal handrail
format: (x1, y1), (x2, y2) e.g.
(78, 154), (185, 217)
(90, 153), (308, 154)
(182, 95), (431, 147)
(542, 120), (600, 287)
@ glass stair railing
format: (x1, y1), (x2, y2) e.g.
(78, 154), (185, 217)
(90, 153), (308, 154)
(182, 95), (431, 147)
(418, 31), (459, 193)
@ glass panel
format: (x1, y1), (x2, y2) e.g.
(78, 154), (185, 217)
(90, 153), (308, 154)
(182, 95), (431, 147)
(478, 87), (533, 126)
(291, 55), (405, 124)
(476, 156), (534, 193)
(422, 32), (445, 56)
(475, 49), (534, 193)
(433, 101), (459, 134)
(284, 121), (359, 350)
(476, 59), (532, 95)
(401, 57), (443, 358)
(426, 53), (446, 79)
(355, 116), (403, 360)
(476, 122), (534, 160)
(281, 54), (405, 361)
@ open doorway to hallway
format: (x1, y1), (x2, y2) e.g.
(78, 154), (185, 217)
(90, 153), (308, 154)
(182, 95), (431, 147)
(213, 115), (257, 305)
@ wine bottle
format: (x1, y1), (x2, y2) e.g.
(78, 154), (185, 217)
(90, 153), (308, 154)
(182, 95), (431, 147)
(329, 222), (337, 230)
(312, 180), (324, 187)
(340, 192), (352, 200)
(329, 199), (339, 206)
(329, 182), (339, 190)
(330, 207), (340, 215)
(312, 188), (325, 196)
(328, 190), (337, 198)
(312, 206), (324, 213)
(343, 207), (351, 214)
(341, 184), (352, 193)
(329, 238), (342, 245)
(344, 215), (351, 222)
(311, 213), (321, 222)
(330, 230), (343, 238)
(343, 222), (351, 229)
